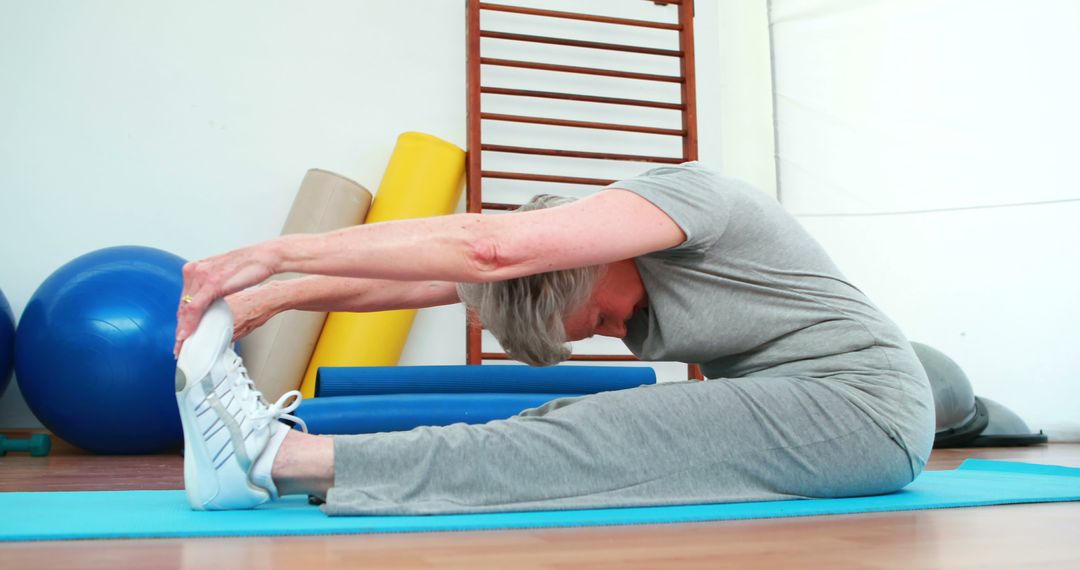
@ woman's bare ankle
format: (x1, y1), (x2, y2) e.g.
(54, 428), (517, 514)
(271, 429), (335, 498)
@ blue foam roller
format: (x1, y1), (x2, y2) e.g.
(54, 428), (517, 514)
(293, 393), (583, 435)
(314, 365), (655, 398)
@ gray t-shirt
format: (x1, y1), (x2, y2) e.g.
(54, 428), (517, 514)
(609, 162), (934, 471)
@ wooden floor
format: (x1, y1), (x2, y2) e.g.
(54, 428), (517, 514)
(1, 435), (1078, 569)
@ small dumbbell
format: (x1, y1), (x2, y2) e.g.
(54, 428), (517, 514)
(0, 434), (52, 457)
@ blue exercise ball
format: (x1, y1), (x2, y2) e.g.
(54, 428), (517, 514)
(0, 289), (14, 398)
(15, 246), (187, 454)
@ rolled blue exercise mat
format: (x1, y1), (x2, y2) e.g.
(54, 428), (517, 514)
(293, 393), (583, 435)
(314, 364), (656, 397)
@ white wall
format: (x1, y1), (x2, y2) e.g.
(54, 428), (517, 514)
(715, 0), (776, 196)
(0, 0), (729, 428)
(770, 0), (1080, 440)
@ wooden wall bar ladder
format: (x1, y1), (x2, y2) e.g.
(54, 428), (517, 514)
(465, 0), (702, 379)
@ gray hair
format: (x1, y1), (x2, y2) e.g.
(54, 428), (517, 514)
(456, 194), (603, 366)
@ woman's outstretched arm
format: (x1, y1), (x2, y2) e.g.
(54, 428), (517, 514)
(224, 276), (460, 345)
(176, 188), (684, 347)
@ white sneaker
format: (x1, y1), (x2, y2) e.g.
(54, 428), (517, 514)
(174, 299), (307, 510)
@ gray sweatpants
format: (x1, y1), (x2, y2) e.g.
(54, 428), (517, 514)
(322, 374), (929, 516)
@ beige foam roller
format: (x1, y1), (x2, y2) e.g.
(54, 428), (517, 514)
(241, 169), (372, 402)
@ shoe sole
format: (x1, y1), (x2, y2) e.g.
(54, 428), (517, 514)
(175, 299), (268, 510)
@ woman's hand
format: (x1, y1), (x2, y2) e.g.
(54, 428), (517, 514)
(174, 242), (281, 357)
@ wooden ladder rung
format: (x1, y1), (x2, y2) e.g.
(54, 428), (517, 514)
(481, 112), (685, 136)
(479, 30), (683, 58)
(482, 86), (684, 110)
(480, 57), (683, 83)
(481, 171), (617, 186)
(480, 201), (521, 211)
(482, 144), (683, 164)
(478, 3), (681, 31)
(481, 352), (640, 362)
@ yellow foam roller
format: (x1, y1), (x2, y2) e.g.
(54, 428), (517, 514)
(299, 132), (466, 398)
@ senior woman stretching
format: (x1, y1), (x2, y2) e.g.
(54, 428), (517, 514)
(173, 162), (934, 514)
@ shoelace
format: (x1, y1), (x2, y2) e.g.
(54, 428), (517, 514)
(225, 350), (309, 434)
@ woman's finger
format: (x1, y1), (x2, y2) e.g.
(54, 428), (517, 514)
(174, 298), (204, 358)
(174, 262), (219, 357)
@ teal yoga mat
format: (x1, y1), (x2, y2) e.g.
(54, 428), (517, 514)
(2, 460), (1078, 541)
